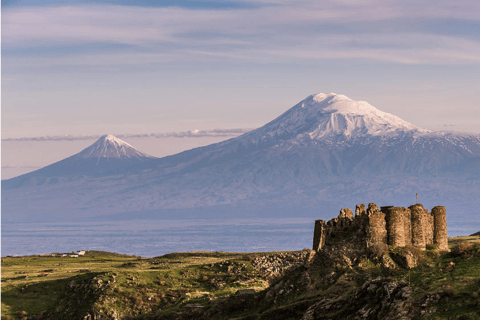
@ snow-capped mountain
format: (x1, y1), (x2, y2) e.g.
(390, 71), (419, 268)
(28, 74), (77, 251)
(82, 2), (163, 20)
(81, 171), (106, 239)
(2, 93), (480, 222)
(239, 93), (429, 143)
(3, 135), (156, 188)
(152, 93), (480, 177)
(76, 134), (154, 161)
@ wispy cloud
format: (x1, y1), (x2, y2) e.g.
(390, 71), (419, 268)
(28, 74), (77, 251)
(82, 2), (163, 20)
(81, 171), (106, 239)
(3, 1), (480, 65)
(1, 128), (255, 142)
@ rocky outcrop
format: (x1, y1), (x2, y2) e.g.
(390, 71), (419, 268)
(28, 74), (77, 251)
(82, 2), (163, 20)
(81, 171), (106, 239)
(250, 251), (310, 279)
(39, 273), (112, 320)
(302, 277), (414, 320)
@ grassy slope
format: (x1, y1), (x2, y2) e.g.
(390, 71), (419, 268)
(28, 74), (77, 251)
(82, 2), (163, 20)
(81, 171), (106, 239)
(399, 246), (480, 319)
(1, 251), (270, 319)
(2, 236), (480, 320)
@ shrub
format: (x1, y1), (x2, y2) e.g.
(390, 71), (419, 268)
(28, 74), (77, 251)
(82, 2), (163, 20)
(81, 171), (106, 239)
(451, 242), (473, 257)
(425, 245), (441, 259)
(472, 242), (480, 254)
(442, 285), (455, 297)
(367, 243), (389, 258)
(403, 245), (425, 264)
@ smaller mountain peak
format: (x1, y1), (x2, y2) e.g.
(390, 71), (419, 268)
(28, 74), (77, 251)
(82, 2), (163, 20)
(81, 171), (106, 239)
(101, 134), (116, 139)
(98, 134), (124, 143)
(78, 134), (155, 160)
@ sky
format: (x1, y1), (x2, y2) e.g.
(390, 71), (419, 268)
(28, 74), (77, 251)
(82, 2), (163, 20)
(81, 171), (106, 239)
(2, 0), (480, 140)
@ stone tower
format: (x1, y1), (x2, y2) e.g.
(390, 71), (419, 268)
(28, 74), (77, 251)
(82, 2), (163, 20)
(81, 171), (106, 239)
(409, 204), (427, 250)
(432, 206), (448, 251)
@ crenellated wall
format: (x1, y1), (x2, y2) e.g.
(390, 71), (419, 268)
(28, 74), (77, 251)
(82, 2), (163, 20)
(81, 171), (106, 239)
(313, 203), (448, 252)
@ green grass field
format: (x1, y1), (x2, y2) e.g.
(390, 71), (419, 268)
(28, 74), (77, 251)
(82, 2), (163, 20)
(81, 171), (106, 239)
(1, 250), (271, 319)
(2, 235), (479, 320)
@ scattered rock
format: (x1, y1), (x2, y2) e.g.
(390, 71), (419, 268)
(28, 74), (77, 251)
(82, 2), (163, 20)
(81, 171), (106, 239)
(235, 289), (256, 295)
(391, 252), (416, 269)
(250, 251), (309, 278)
(183, 303), (204, 309)
(445, 261), (455, 272)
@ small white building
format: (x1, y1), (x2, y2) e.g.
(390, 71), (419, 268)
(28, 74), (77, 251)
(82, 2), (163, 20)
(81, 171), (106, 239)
(77, 250), (86, 256)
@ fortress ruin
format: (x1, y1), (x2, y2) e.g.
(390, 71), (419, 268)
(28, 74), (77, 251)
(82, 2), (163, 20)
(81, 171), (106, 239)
(313, 203), (448, 252)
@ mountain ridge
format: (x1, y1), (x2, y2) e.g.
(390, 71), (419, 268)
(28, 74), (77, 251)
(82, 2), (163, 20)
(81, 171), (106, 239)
(2, 92), (480, 222)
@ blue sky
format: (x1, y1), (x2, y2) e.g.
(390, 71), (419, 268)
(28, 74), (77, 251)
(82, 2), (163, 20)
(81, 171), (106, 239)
(2, 0), (480, 138)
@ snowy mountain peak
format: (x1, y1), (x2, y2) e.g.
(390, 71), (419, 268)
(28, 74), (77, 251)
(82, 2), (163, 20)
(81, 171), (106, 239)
(77, 134), (155, 160)
(310, 92), (374, 114)
(102, 134), (122, 143)
(2, 134), (157, 184)
(241, 93), (431, 143)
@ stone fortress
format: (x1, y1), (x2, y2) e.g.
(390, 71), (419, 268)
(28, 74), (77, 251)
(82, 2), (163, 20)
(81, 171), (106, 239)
(313, 203), (448, 252)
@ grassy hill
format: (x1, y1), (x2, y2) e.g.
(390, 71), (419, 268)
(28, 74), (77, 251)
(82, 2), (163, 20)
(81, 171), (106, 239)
(2, 235), (480, 320)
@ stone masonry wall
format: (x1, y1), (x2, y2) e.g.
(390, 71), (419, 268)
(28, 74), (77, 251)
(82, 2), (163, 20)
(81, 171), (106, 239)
(312, 220), (326, 251)
(404, 208), (412, 246)
(410, 204), (426, 250)
(312, 203), (448, 252)
(384, 207), (406, 247)
(365, 205), (387, 248)
(432, 206), (448, 251)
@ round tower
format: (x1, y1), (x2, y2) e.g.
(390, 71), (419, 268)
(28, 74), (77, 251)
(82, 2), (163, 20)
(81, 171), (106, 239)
(409, 204), (426, 250)
(384, 207), (406, 247)
(432, 206), (448, 251)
